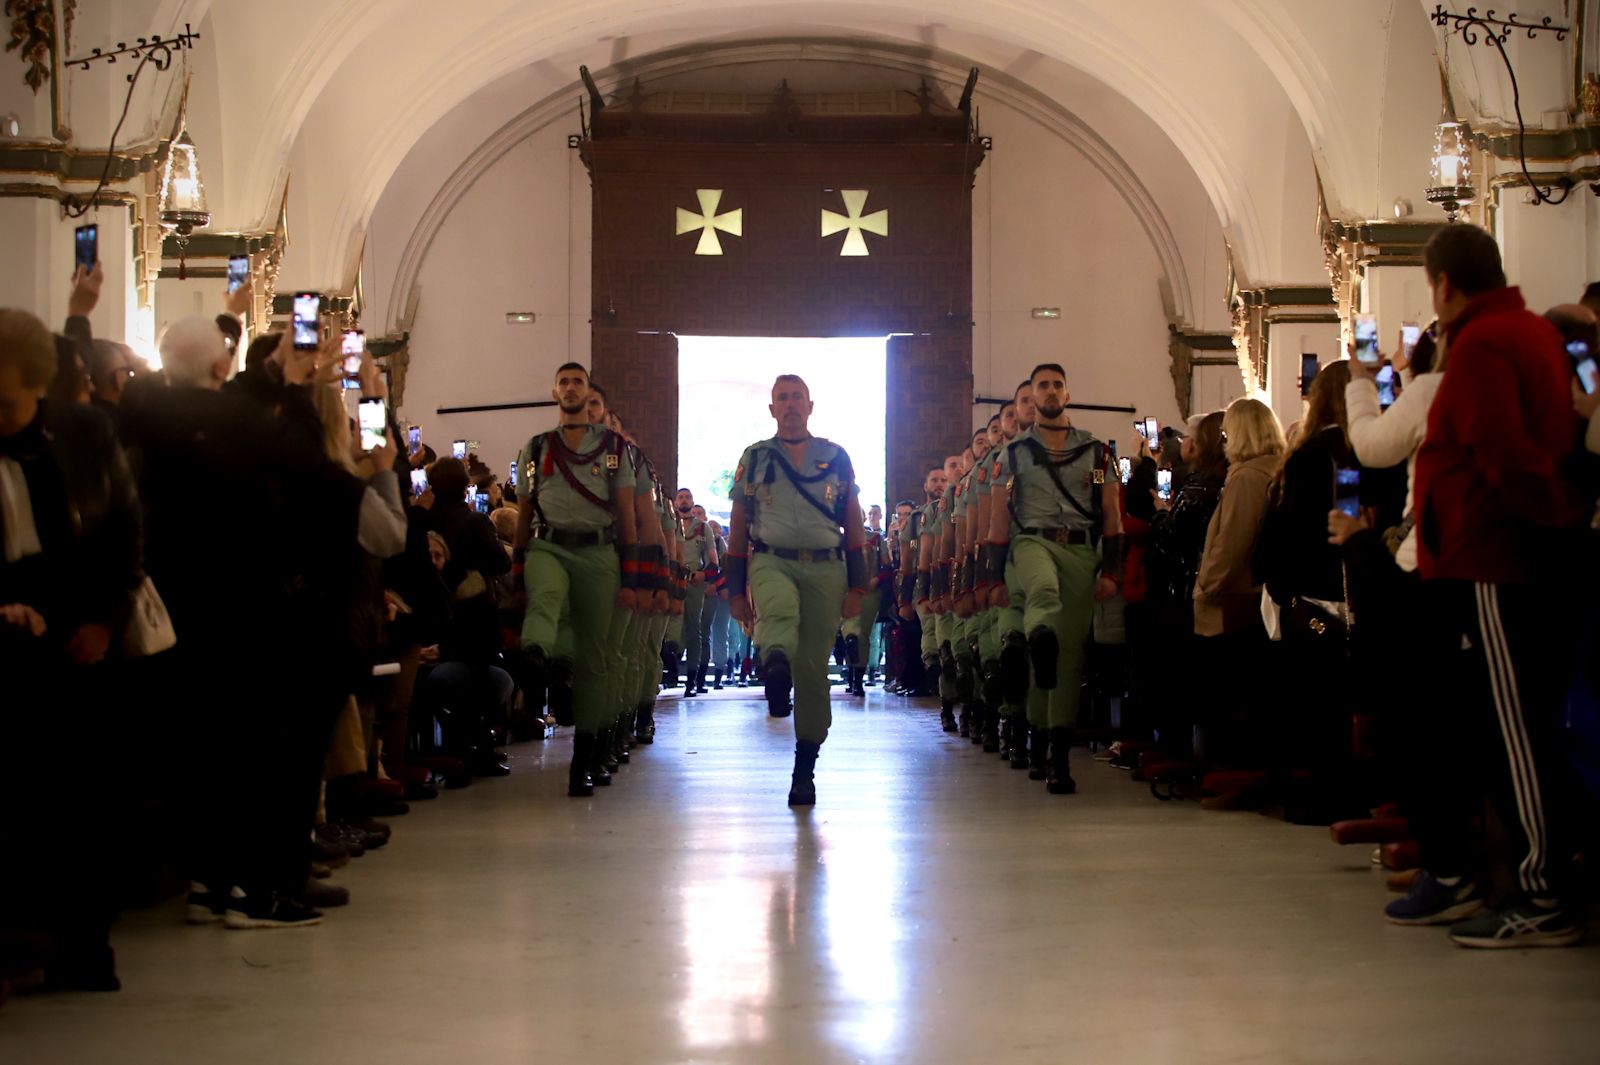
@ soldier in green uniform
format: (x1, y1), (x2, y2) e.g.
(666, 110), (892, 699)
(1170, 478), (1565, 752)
(690, 504), (721, 692)
(724, 374), (868, 806)
(674, 491), (718, 696)
(638, 462), (685, 741)
(950, 425), (996, 743)
(914, 456), (963, 728)
(839, 504), (884, 696)
(707, 519), (734, 688)
(981, 363), (1122, 795)
(897, 466), (946, 703)
(985, 381), (1040, 769)
(955, 413), (1010, 753)
(514, 362), (644, 797)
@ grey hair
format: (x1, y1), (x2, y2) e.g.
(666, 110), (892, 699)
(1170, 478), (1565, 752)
(159, 315), (228, 387)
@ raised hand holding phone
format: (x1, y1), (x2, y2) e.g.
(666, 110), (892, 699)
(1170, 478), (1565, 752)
(68, 261), (104, 319)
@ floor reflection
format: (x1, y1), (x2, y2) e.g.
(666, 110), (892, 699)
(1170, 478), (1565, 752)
(676, 799), (906, 1061)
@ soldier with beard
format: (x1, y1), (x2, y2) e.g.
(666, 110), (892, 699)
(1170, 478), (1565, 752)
(513, 363), (639, 797)
(983, 363), (1123, 795)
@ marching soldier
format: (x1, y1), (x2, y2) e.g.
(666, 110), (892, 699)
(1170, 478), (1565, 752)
(513, 362), (642, 798)
(708, 519), (733, 688)
(915, 456), (963, 728)
(981, 363), (1123, 795)
(897, 469), (945, 702)
(724, 374), (868, 806)
(839, 504), (884, 696)
(673, 490), (718, 696)
(951, 426), (994, 743)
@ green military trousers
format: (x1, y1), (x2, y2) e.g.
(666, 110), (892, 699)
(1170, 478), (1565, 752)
(839, 586), (882, 665)
(750, 552), (847, 745)
(522, 541), (620, 734)
(1009, 536), (1097, 730)
(996, 562), (1029, 722)
(935, 612), (959, 703)
(682, 583), (707, 672)
(917, 602), (938, 665)
(638, 612), (671, 709)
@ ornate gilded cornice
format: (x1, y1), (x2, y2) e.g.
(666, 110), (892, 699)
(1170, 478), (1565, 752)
(5, 0), (54, 93)
(1472, 123), (1600, 162)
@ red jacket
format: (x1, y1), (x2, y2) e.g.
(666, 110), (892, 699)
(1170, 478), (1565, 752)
(1415, 287), (1581, 583)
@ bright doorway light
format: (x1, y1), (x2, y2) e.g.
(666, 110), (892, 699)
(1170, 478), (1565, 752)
(677, 336), (888, 527)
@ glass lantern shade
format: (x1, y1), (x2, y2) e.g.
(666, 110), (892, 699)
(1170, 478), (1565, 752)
(1429, 120), (1473, 194)
(158, 129), (210, 234)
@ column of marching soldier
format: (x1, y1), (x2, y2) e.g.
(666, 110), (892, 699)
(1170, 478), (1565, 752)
(512, 359), (1122, 805)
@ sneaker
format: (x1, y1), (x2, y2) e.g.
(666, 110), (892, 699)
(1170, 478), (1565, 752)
(1384, 871), (1486, 926)
(1448, 899), (1584, 949)
(223, 888), (324, 930)
(185, 882), (226, 925)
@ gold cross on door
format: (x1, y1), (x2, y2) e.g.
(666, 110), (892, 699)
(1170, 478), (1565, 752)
(820, 189), (889, 257)
(675, 189), (743, 256)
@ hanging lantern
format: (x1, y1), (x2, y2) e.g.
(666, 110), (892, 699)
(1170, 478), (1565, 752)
(1424, 69), (1475, 223)
(158, 127), (210, 278)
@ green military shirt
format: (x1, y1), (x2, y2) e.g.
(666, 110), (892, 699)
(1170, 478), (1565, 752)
(518, 424), (622, 533)
(682, 520), (713, 571)
(999, 423), (1104, 532)
(732, 436), (857, 551)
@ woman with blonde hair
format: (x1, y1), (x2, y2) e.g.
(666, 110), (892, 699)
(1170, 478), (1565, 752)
(1187, 397), (1287, 767)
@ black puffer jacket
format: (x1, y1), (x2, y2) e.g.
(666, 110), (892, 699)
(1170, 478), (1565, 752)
(1147, 464), (1227, 603)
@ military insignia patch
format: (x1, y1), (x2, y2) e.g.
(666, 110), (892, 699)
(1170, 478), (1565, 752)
(605, 454), (619, 470)
(592, 466), (601, 477)
(1092, 469), (1106, 485)
(824, 482), (836, 505)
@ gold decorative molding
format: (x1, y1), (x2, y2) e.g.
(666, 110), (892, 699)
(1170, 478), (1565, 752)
(5, 0), (53, 92)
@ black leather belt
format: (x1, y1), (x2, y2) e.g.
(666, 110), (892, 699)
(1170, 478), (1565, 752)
(534, 526), (615, 548)
(752, 541), (844, 563)
(1020, 527), (1091, 545)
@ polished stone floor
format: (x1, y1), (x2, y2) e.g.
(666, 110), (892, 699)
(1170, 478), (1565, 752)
(4, 688), (1598, 1064)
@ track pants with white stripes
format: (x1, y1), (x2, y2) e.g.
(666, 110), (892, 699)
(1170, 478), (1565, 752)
(1411, 579), (1575, 903)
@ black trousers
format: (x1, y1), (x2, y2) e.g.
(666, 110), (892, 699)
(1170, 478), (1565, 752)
(1410, 579), (1576, 902)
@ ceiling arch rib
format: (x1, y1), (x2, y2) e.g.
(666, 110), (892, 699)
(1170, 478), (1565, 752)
(374, 38), (1200, 337)
(242, 0), (1339, 287)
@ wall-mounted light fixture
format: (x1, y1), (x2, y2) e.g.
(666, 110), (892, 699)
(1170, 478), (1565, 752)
(505, 312), (537, 324)
(158, 127), (210, 277)
(1425, 67), (1475, 223)
(1031, 307), (1061, 320)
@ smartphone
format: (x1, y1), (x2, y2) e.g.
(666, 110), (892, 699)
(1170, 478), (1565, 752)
(409, 468), (428, 498)
(407, 426), (421, 453)
(1156, 470), (1173, 501)
(451, 439), (467, 460)
(1335, 466), (1362, 519)
(1300, 354), (1319, 397)
(1375, 365), (1397, 409)
(1400, 322), (1421, 360)
(357, 397), (387, 453)
(473, 489), (491, 515)
(227, 254), (249, 294)
(508, 457), (518, 486)
(1143, 417), (1159, 441)
(292, 291), (320, 351)
(1571, 340), (1599, 396)
(1118, 457), (1132, 485)
(74, 224), (97, 276)
(1133, 418), (1147, 440)
(1353, 314), (1380, 367)
(340, 329), (365, 390)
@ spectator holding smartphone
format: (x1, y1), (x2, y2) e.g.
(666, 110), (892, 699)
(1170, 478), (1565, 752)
(1397, 224), (1588, 947)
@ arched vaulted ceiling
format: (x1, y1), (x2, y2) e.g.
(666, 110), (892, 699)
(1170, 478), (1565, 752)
(142, 0), (1451, 294)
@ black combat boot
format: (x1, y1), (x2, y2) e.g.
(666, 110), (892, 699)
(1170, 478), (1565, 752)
(547, 659), (575, 727)
(940, 699), (957, 732)
(635, 702), (655, 745)
(958, 702), (976, 738)
(662, 642), (680, 688)
(1028, 726), (1048, 781)
(612, 722), (630, 766)
(1009, 718), (1031, 770)
(592, 726), (615, 786)
(998, 714), (1012, 760)
(568, 733), (596, 797)
(981, 667), (1004, 756)
(1046, 728), (1077, 794)
(844, 632), (861, 671)
(515, 645), (549, 724)
(999, 631), (1030, 706)
(788, 739), (821, 806)
(712, 667), (724, 690)
(980, 704), (1000, 752)
(954, 652), (976, 704)
(764, 651), (793, 718)
(1027, 626), (1059, 691)
(970, 701), (987, 745)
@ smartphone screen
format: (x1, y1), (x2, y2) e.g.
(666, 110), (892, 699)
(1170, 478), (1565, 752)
(1375, 365), (1397, 409)
(1335, 466), (1362, 519)
(1571, 340), (1600, 396)
(508, 457), (518, 486)
(1118, 457), (1132, 485)
(407, 426), (421, 452)
(357, 398), (387, 453)
(473, 490), (491, 515)
(74, 224), (97, 276)
(227, 255), (249, 294)
(409, 468), (428, 498)
(1144, 418), (1160, 444)
(1133, 418), (1146, 440)
(1353, 315), (1381, 366)
(1156, 470), (1173, 501)
(293, 292), (320, 351)
(341, 330), (365, 390)
(452, 440), (467, 460)
(1300, 354), (1318, 397)
(1401, 322), (1421, 359)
